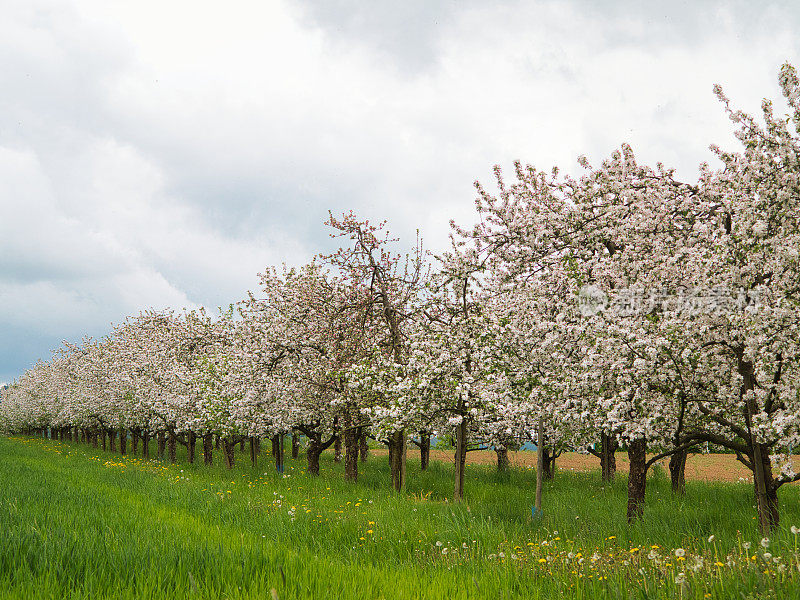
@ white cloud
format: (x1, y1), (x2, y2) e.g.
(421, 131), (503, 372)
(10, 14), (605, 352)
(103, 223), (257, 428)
(2, 0), (800, 379)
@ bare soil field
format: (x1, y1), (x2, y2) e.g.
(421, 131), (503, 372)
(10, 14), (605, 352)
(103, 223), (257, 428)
(370, 448), (800, 483)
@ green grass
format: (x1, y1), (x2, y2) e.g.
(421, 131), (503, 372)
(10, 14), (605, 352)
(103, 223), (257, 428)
(1, 435), (800, 599)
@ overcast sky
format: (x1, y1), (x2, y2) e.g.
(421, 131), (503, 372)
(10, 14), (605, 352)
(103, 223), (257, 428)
(2, 0), (799, 384)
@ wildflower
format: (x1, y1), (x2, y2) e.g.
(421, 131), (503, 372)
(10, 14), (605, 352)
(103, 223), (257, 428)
(761, 538), (770, 548)
(674, 548), (685, 558)
(707, 535), (715, 543)
(538, 558), (547, 563)
(792, 526), (800, 535)
(714, 561), (724, 567)
(674, 572), (687, 585)
(366, 529), (373, 534)
(435, 541), (443, 547)
(763, 552), (772, 561)
(743, 542), (751, 550)
(442, 548), (448, 555)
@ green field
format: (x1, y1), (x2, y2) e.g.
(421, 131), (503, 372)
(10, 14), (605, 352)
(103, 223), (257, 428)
(1, 435), (799, 599)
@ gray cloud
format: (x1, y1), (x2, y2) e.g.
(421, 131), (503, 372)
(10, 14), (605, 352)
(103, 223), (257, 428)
(2, 0), (800, 381)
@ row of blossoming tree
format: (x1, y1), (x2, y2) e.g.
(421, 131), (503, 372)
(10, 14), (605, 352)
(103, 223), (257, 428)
(2, 65), (800, 533)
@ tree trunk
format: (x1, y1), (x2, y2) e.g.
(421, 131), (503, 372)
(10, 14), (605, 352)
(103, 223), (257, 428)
(132, 430), (139, 455)
(215, 435), (221, 450)
(419, 432), (430, 471)
(143, 431), (151, 459)
(157, 432), (165, 460)
(344, 418), (359, 483)
(291, 433), (300, 459)
(273, 434), (285, 473)
(740, 352), (780, 533)
(249, 437), (257, 466)
(495, 446), (509, 472)
(187, 431), (195, 464)
(359, 431), (368, 463)
(600, 432), (617, 483)
(754, 445), (780, 531)
(307, 439), (322, 476)
(119, 429), (127, 455)
(542, 447), (556, 480)
(669, 447), (687, 495)
(92, 429), (99, 448)
(101, 430), (107, 451)
(535, 417), (544, 516)
(334, 435), (342, 463)
(240, 439), (245, 452)
(203, 434), (213, 465)
(168, 431), (177, 464)
(222, 438), (235, 469)
(454, 419), (467, 501)
(626, 438), (648, 523)
(389, 429), (407, 492)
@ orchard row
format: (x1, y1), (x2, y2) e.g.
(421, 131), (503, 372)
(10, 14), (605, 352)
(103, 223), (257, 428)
(3, 65), (800, 533)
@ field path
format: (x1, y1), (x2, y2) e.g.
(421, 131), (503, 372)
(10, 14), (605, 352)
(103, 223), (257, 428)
(370, 448), (800, 483)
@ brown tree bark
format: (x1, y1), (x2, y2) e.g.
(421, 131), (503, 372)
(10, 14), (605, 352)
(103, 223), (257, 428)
(132, 430), (139, 455)
(307, 440), (322, 476)
(101, 430), (107, 451)
(291, 433), (299, 459)
(495, 446), (509, 472)
(203, 433), (213, 465)
(334, 435), (342, 463)
(669, 447), (687, 495)
(454, 419), (468, 501)
(739, 350), (780, 533)
(187, 431), (195, 464)
(168, 431), (177, 464)
(419, 432), (430, 471)
(273, 434), (285, 473)
(222, 438), (236, 469)
(389, 429), (407, 492)
(600, 432), (618, 483)
(626, 438), (647, 523)
(157, 431), (166, 460)
(359, 430), (368, 463)
(119, 428), (127, 455)
(143, 431), (151, 459)
(344, 418), (359, 483)
(240, 439), (245, 452)
(249, 437), (257, 466)
(755, 445), (780, 530)
(542, 447), (556, 480)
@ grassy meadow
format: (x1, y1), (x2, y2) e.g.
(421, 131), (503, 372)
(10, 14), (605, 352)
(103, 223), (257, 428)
(2, 435), (800, 599)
